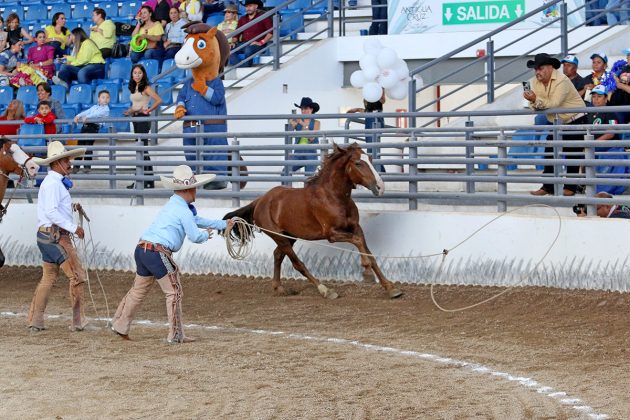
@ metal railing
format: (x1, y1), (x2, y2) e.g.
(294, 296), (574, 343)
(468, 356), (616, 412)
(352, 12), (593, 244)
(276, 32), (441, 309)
(6, 105), (630, 216)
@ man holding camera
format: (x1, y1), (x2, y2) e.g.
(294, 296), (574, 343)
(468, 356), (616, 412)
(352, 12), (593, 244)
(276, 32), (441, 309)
(523, 53), (586, 197)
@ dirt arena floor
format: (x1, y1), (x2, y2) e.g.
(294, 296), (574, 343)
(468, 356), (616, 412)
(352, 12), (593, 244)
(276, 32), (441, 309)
(0, 266), (628, 419)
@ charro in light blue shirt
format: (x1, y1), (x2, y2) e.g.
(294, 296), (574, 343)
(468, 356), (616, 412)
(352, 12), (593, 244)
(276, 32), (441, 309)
(141, 194), (227, 252)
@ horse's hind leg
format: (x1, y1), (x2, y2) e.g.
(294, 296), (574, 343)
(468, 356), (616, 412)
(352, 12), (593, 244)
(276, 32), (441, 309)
(272, 245), (287, 295)
(360, 253), (376, 283)
(279, 241), (338, 299)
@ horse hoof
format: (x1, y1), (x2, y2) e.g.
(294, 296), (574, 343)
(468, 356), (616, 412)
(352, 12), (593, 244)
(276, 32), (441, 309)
(326, 289), (338, 299)
(274, 286), (288, 296)
(388, 288), (404, 299)
(362, 272), (375, 283)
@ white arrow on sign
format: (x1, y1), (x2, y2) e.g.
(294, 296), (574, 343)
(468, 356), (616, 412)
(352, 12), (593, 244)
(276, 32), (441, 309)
(445, 7), (453, 21)
(515, 4), (523, 17)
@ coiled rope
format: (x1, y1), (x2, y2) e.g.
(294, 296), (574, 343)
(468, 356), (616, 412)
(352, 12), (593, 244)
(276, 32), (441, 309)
(223, 204), (562, 312)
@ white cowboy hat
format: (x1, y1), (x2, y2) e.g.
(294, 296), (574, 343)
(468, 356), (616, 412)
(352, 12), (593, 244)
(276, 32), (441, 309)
(160, 165), (216, 190)
(33, 141), (86, 166)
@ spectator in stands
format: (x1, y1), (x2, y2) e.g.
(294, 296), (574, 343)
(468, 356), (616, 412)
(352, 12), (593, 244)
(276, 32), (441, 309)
(45, 13), (71, 59)
(154, 0), (173, 27)
(217, 4), (238, 48)
(585, 0), (607, 26)
(24, 101), (57, 136)
(0, 16), (8, 52)
(369, 0), (388, 35)
(595, 192), (630, 218)
(561, 55), (586, 99)
(0, 99), (25, 136)
(523, 53), (586, 196)
(610, 48), (630, 124)
(6, 13), (33, 53)
(179, 0), (204, 22)
(52, 28), (106, 89)
(130, 6), (165, 64)
(72, 90), (111, 173)
(203, 0), (226, 23)
(583, 52), (614, 103)
(288, 97), (320, 175)
(90, 8), (117, 59)
(163, 7), (187, 60)
(123, 64), (162, 189)
(27, 31), (56, 80)
(36, 83), (65, 133)
(0, 41), (22, 85)
(229, 0), (272, 67)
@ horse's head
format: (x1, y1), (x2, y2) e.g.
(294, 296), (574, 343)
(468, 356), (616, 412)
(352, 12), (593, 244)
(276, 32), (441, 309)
(0, 139), (39, 179)
(175, 23), (230, 78)
(340, 143), (385, 196)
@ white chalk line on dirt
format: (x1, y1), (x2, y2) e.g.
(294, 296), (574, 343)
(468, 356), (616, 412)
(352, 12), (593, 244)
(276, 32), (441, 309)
(2, 311), (609, 420)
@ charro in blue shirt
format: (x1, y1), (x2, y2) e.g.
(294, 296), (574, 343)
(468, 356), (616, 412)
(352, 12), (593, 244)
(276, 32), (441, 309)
(141, 194), (227, 252)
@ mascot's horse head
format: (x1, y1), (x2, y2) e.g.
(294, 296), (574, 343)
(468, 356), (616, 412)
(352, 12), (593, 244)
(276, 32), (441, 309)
(174, 22), (230, 81)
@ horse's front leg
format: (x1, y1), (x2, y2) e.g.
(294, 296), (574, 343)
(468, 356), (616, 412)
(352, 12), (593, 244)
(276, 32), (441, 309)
(326, 229), (374, 283)
(272, 245), (287, 295)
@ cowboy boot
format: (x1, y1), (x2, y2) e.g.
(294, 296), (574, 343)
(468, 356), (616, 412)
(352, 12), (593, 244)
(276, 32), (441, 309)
(157, 274), (194, 343)
(27, 262), (59, 330)
(60, 260), (87, 331)
(111, 275), (154, 337)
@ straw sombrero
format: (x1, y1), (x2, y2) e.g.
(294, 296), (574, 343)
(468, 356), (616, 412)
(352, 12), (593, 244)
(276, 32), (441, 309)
(34, 141), (86, 165)
(160, 165), (216, 190)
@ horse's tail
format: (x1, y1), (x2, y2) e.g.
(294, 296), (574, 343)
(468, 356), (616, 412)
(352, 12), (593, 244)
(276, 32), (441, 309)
(223, 200), (258, 240)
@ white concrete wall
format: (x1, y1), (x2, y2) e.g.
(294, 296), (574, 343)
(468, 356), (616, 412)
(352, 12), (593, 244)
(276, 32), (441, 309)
(2, 203), (629, 291)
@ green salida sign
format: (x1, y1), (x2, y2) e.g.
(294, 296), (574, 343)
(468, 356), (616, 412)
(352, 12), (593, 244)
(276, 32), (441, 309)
(443, 0), (526, 25)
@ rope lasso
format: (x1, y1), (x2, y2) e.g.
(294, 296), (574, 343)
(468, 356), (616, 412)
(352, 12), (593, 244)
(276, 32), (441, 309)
(223, 204), (562, 312)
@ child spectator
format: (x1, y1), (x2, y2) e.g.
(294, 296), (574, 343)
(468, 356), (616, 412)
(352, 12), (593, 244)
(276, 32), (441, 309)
(24, 100), (57, 135)
(72, 90), (111, 172)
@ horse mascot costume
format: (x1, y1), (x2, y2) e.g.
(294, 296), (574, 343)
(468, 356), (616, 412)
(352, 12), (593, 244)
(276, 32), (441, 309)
(174, 22), (246, 189)
(225, 143), (403, 300)
(0, 137), (39, 267)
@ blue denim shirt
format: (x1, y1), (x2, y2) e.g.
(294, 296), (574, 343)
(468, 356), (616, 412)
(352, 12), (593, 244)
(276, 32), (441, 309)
(176, 77), (227, 124)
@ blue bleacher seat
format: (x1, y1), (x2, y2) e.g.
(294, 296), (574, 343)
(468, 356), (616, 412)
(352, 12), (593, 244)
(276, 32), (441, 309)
(61, 104), (79, 133)
(1, 4), (23, 21)
(99, 1), (119, 18)
(507, 129), (546, 171)
(72, 4), (93, 20)
(109, 104), (131, 133)
(67, 84), (94, 109)
(266, 0), (288, 9)
(67, 0), (87, 3)
(119, 1), (141, 20)
(65, 19), (84, 30)
(138, 59), (159, 82)
(160, 58), (185, 83)
(17, 124), (45, 148)
(155, 81), (173, 106)
(279, 10), (304, 38)
(16, 86), (39, 108)
(205, 12), (224, 27)
(25, 4), (49, 22)
(94, 82), (120, 104)
(288, 0), (311, 10)
(51, 4), (73, 20)
(51, 85), (67, 105)
(120, 86), (131, 104)
(109, 59), (132, 83)
(0, 86), (13, 107)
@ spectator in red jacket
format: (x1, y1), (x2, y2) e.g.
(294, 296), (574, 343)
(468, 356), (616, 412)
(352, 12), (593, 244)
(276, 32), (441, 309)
(24, 100), (56, 135)
(229, 0), (272, 67)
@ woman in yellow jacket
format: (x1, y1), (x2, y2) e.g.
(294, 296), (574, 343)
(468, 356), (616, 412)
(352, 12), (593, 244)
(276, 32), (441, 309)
(52, 28), (105, 89)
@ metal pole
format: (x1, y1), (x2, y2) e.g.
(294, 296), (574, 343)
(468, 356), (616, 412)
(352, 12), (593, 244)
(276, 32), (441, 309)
(273, 14), (281, 71)
(108, 126), (115, 190)
(464, 120), (475, 193)
(135, 140), (144, 206)
(486, 39), (495, 103)
(408, 78), (417, 129)
(584, 130), (596, 216)
(552, 115), (560, 196)
(195, 123), (203, 173)
(560, 1), (568, 57)
(408, 135), (418, 210)
(283, 122), (292, 187)
(231, 137), (240, 208)
(327, 0), (334, 38)
(496, 132), (507, 212)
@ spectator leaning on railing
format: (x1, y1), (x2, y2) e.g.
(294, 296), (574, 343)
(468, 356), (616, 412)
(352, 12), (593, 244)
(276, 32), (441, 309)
(229, 0), (272, 68)
(523, 53), (587, 197)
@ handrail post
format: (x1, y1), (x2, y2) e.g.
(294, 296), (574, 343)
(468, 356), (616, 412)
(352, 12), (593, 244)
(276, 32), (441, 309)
(584, 130), (596, 216)
(497, 132), (507, 212)
(273, 13), (281, 71)
(486, 39), (495, 103)
(283, 122), (292, 187)
(465, 120), (475, 193)
(195, 123), (203, 173)
(339, 0), (345, 36)
(552, 115), (561, 196)
(408, 135), (418, 210)
(408, 78), (416, 129)
(560, 1), (568, 57)
(231, 137), (241, 208)
(108, 126), (115, 190)
(135, 139), (144, 206)
(327, 0), (334, 38)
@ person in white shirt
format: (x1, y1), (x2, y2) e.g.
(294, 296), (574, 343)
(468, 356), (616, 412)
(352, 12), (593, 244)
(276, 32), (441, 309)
(27, 141), (88, 333)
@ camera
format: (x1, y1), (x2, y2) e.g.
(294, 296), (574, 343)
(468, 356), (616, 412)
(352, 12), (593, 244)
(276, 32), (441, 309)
(522, 81), (531, 91)
(572, 204), (587, 215)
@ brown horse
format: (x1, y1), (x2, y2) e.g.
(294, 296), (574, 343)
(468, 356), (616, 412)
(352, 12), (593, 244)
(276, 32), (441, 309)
(224, 143), (403, 299)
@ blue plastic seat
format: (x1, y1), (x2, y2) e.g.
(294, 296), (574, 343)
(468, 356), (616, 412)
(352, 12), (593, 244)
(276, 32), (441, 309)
(62, 104), (79, 118)
(67, 84), (94, 109)
(288, 0), (311, 10)
(51, 4), (73, 20)
(1, 4), (23, 21)
(0, 86), (13, 107)
(506, 129), (546, 170)
(25, 4), (49, 22)
(119, 1), (141, 20)
(99, 1), (120, 18)
(65, 19), (84, 30)
(94, 82), (120, 104)
(155, 82), (174, 106)
(265, 0), (287, 9)
(72, 3), (93, 20)
(205, 12), (224, 27)
(160, 58), (185, 83)
(108, 104), (131, 133)
(120, 86), (131, 104)
(138, 59), (159, 82)
(17, 86), (39, 108)
(279, 10), (304, 38)
(18, 124), (45, 147)
(109, 59), (132, 83)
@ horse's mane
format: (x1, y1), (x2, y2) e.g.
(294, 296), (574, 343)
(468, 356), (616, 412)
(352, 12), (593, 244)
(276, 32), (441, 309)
(305, 143), (361, 186)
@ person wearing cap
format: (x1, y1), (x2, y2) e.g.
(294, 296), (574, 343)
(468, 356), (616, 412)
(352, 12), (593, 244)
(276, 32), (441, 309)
(583, 52), (614, 102)
(288, 97), (321, 174)
(561, 55), (586, 98)
(610, 48), (630, 126)
(523, 53), (587, 196)
(27, 141), (88, 333)
(229, 0), (272, 67)
(111, 165), (235, 343)
(218, 3), (239, 48)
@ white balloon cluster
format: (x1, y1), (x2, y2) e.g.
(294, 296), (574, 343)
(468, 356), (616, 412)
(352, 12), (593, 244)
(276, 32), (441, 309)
(350, 39), (410, 102)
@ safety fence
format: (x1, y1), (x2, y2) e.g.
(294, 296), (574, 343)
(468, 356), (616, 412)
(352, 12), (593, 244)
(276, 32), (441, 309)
(5, 106), (630, 215)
